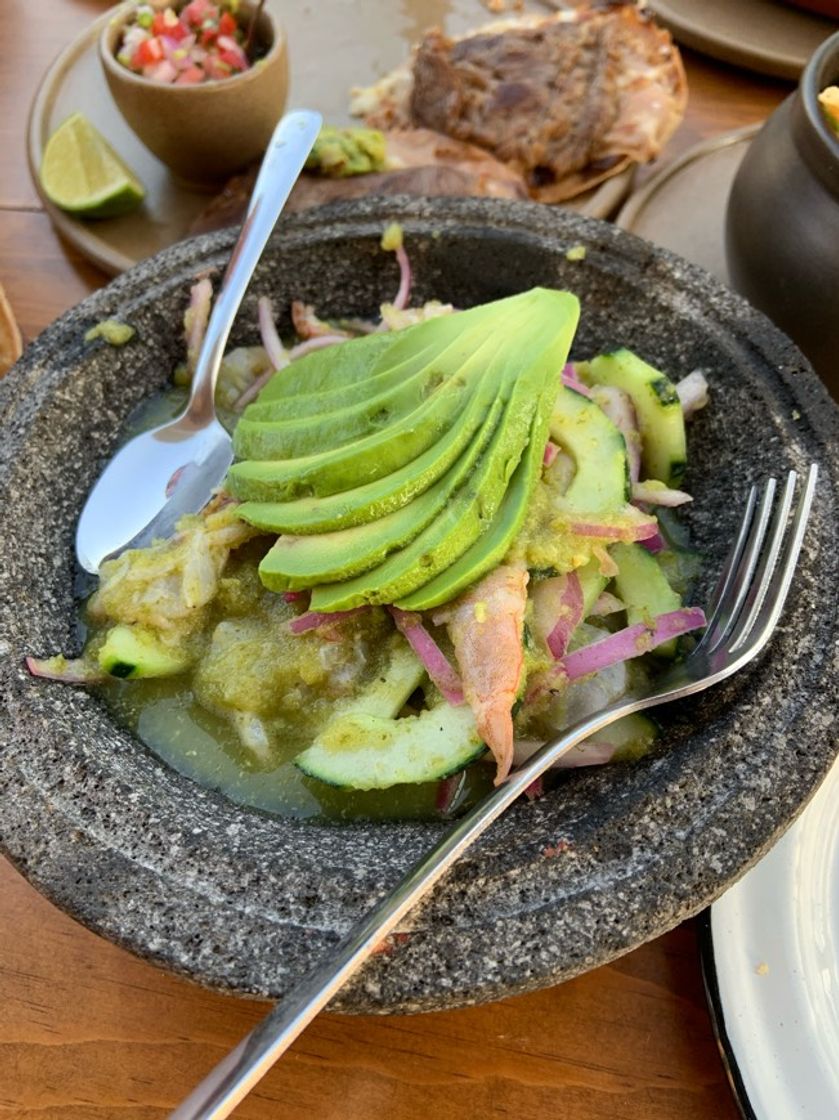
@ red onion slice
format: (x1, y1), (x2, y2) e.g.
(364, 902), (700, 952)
(289, 607), (368, 634)
(257, 296), (288, 371)
(532, 572), (584, 660)
(569, 515), (659, 542)
(393, 244), (413, 311)
(524, 775), (544, 800)
(639, 528), (666, 554)
(26, 656), (105, 684)
(676, 370), (710, 418)
(389, 607), (465, 706)
(234, 297), (288, 411)
(287, 334), (348, 361)
(561, 363), (593, 398)
(590, 591), (625, 617)
(559, 607), (706, 680)
(632, 481), (693, 507)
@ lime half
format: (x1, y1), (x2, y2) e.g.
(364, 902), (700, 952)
(40, 112), (145, 219)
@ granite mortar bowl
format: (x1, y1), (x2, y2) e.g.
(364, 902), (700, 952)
(1, 197), (838, 1014)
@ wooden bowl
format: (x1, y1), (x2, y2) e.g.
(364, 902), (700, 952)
(99, 0), (289, 185)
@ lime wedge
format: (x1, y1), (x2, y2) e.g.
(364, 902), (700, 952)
(40, 112), (145, 219)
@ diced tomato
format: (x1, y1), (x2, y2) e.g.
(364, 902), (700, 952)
(132, 36), (164, 68)
(218, 48), (245, 70)
(218, 11), (237, 37)
(169, 20), (188, 41)
(200, 27), (217, 47)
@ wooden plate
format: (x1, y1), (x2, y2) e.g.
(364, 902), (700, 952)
(648, 0), (837, 81)
(28, 0), (636, 277)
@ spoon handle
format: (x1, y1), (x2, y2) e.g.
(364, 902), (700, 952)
(187, 109), (322, 420)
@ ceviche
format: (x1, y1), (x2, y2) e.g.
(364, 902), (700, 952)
(30, 226), (710, 821)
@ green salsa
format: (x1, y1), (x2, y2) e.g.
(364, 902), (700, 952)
(90, 537), (494, 821)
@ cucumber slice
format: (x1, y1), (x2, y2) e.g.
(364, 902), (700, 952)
(577, 556), (609, 616)
(295, 636), (486, 789)
(296, 702), (485, 790)
(550, 385), (629, 513)
(612, 542), (682, 657)
(347, 638), (426, 719)
(97, 625), (190, 679)
(586, 350), (687, 486)
(589, 712), (659, 761)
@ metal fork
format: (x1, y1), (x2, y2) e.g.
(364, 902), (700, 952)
(171, 465), (819, 1120)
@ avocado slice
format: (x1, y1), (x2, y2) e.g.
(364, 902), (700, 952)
(233, 349), (468, 461)
(235, 373), (503, 535)
(393, 408), (548, 611)
(307, 396), (537, 609)
(257, 330), (394, 400)
(258, 380), (507, 590)
(253, 300), (479, 405)
(227, 301), (524, 502)
(243, 339), (439, 422)
(228, 367), (479, 501)
(307, 295), (576, 611)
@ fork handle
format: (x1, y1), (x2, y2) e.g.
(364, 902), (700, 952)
(169, 697), (642, 1120)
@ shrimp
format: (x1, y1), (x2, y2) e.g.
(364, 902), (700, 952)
(433, 563), (529, 784)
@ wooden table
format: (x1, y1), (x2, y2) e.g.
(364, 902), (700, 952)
(0, 4), (791, 1117)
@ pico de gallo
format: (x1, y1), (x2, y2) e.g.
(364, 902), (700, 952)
(116, 1), (256, 85)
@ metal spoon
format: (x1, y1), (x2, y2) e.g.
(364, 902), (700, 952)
(75, 108), (322, 575)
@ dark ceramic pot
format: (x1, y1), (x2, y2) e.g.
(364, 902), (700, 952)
(1, 198), (838, 1013)
(726, 31), (839, 398)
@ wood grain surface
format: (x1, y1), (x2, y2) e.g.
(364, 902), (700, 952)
(0, 4), (789, 1117)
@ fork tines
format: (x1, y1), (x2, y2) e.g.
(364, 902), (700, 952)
(697, 465), (818, 662)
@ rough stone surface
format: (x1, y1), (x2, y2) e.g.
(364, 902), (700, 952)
(0, 197), (837, 1014)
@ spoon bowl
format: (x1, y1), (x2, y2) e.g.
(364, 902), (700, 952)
(74, 108), (322, 574)
(74, 416), (233, 573)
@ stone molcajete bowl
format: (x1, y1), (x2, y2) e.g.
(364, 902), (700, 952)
(1, 198), (837, 1014)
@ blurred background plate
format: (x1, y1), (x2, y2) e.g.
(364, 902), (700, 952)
(616, 126), (758, 281)
(27, 0), (635, 276)
(702, 754), (839, 1120)
(648, 0), (837, 80)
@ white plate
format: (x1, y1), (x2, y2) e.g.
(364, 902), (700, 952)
(704, 757), (839, 1119)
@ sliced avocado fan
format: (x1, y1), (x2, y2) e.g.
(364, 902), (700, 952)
(227, 288), (581, 606)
